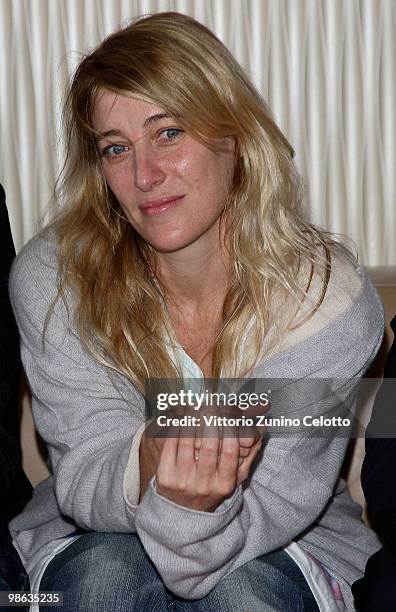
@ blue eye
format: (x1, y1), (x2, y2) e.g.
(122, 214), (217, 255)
(103, 144), (129, 157)
(160, 128), (184, 142)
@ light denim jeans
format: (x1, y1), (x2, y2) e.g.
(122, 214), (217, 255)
(39, 532), (320, 611)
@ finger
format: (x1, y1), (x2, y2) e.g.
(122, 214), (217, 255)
(236, 439), (262, 485)
(174, 406), (196, 472)
(218, 428), (223, 461)
(217, 435), (240, 483)
(238, 426), (262, 455)
(156, 437), (179, 489)
(238, 400), (270, 443)
(247, 399), (271, 419)
(176, 436), (196, 472)
(196, 431), (221, 476)
(238, 435), (258, 449)
(158, 436), (178, 466)
(194, 417), (203, 456)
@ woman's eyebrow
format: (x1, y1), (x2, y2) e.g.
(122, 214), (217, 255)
(143, 112), (172, 127)
(95, 114), (172, 143)
(95, 129), (124, 142)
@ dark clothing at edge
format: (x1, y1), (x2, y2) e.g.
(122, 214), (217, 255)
(353, 315), (396, 610)
(0, 184), (32, 604)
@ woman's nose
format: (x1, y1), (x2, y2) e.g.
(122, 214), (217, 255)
(132, 145), (166, 192)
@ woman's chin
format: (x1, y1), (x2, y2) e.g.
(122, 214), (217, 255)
(148, 239), (194, 255)
(143, 232), (199, 255)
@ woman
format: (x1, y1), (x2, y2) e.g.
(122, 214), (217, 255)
(9, 12), (383, 611)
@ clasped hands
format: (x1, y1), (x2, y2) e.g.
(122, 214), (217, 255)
(139, 403), (266, 512)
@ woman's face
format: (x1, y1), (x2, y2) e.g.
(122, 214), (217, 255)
(92, 90), (235, 254)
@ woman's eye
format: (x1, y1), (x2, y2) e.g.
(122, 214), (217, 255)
(159, 128), (184, 143)
(103, 144), (129, 157)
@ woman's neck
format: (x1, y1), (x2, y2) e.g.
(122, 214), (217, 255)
(155, 226), (231, 310)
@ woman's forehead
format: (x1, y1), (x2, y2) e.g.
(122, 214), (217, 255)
(92, 90), (169, 133)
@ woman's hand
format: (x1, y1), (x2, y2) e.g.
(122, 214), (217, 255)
(139, 400), (266, 504)
(155, 429), (262, 512)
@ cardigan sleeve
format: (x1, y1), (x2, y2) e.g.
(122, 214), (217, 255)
(9, 231), (145, 533)
(135, 262), (384, 599)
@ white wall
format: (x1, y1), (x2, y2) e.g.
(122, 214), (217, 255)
(0, 0), (394, 264)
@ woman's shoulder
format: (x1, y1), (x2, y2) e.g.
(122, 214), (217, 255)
(296, 249), (383, 371)
(9, 225), (61, 328)
(295, 247), (383, 335)
(262, 248), (384, 373)
(317, 249), (383, 335)
(10, 226), (59, 294)
(320, 249), (371, 314)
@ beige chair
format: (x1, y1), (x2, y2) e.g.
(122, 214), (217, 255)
(344, 267), (396, 509)
(20, 268), (396, 516)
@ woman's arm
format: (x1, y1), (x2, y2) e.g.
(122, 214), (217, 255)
(135, 265), (384, 599)
(10, 232), (145, 532)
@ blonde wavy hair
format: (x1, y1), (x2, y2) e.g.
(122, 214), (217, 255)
(53, 11), (348, 393)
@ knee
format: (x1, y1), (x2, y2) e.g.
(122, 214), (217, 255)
(182, 551), (315, 612)
(41, 533), (165, 611)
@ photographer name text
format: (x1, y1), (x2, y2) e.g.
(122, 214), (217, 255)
(156, 414), (351, 428)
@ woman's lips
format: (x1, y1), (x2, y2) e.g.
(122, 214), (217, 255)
(139, 195), (184, 217)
